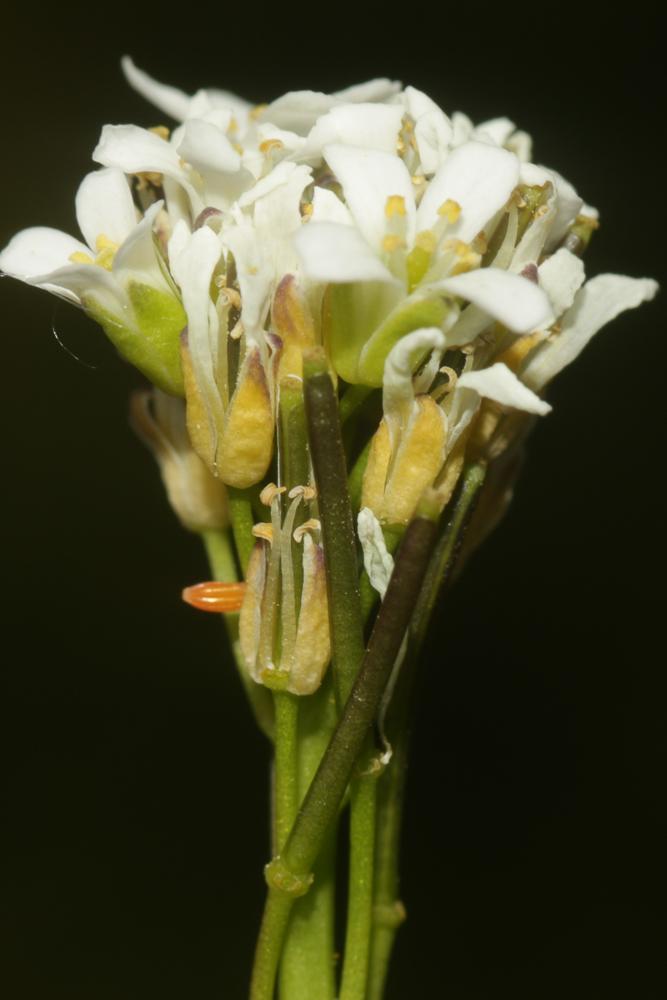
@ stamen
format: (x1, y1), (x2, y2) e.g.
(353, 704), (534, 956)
(260, 483), (287, 506)
(260, 138), (284, 154)
(382, 234), (406, 253)
(438, 199), (461, 223)
(385, 195), (407, 219)
(288, 484), (316, 501)
(149, 125), (170, 141)
(182, 580), (246, 613)
(279, 493), (304, 671)
(252, 523), (274, 542)
(69, 251), (95, 266)
(293, 518), (321, 543)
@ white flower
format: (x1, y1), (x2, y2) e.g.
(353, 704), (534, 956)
(0, 167), (186, 394)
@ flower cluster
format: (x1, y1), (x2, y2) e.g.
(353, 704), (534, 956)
(1, 59), (657, 695)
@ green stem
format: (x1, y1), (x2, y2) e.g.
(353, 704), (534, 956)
(273, 693), (299, 853)
(200, 529), (274, 741)
(303, 350), (365, 708)
(340, 774), (377, 1000)
(228, 487), (256, 575)
(249, 506), (438, 1000)
(367, 462), (488, 998)
(279, 682), (338, 1000)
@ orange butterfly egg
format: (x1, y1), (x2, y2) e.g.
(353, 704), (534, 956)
(182, 581), (247, 613)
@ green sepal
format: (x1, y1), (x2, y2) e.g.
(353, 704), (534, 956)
(324, 281), (403, 384)
(83, 282), (187, 396)
(357, 295), (449, 386)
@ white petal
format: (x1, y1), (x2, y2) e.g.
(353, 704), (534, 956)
(75, 167), (138, 250)
(439, 267), (552, 334)
(222, 223), (273, 336)
(113, 201), (170, 291)
(93, 124), (203, 213)
(458, 362), (551, 415)
(121, 56), (192, 122)
(527, 165), (583, 252)
(538, 247), (585, 325)
(522, 275), (659, 391)
(237, 160), (303, 210)
(260, 90), (340, 134)
(403, 86), (443, 121)
(418, 141), (519, 242)
(358, 507), (395, 598)
(169, 225), (222, 404)
(334, 79), (402, 102)
(177, 118), (241, 175)
(324, 143), (416, 252)
(451, 111), (474, 146)
(310, 187), (354, 225)
(304, 103), (403, 158)
(294, 221), (397, 284)
(189, 88), (251, 122)
(383, 326), (446, 418)
(0, 226), (88, 284)
(38, 262), (128, 314)
(474, 117), (516, 147)
(415, 109), (454, 175)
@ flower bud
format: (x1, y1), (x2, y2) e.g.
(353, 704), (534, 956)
(362, 394), (447, 524)
(130, 389), (229, 532)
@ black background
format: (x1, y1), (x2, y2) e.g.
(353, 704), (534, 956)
(1, 5), (666, 998)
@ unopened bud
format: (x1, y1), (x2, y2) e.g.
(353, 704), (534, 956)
(362, 395), (447, 525)
(130, 389), (229, 532)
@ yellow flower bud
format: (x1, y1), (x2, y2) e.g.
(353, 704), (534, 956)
(218, 347), (275, 489)
(362, 395), (447, 525)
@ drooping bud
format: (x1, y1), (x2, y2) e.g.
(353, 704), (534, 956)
(130, 389), (229, 532)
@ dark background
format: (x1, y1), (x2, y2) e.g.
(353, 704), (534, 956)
(1, 5), (665, 998)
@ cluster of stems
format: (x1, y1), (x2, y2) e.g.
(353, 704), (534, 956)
(203, 349), (486, 1000)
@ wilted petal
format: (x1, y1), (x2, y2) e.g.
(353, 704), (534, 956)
(418, 141), (519, 241)
(358, 507), (395, 598)
(522, 275), (659, 391)
(295, 221), (397, 284)
(458, 362), (552, 415)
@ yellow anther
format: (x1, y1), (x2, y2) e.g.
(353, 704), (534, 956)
(69, 251), (95, 266)
(260, 138), (285, 154)
(293, 519), (321, 543)
(411, 174), (426, 187)
(250, 104), (269, 120)
(260, 483), (286, 507)
(382, 234), (406, 253)
(252, 523), (274, 542)
(438, 199), (461, 223)
(136, 171), (163, 188)
(414, 230), (437, 254)
(230, 319), (245, 340)
(385, 195), (407, 219)
(229, 116), (239, 134)
(149, 125), (170, 141)
(396, 138), (406, 154)
(93, 233), (120, 272)
(301, 202), (314, 219)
